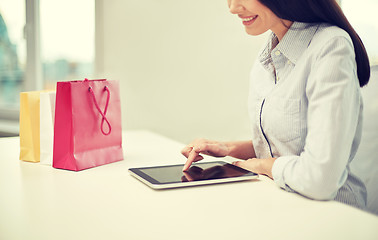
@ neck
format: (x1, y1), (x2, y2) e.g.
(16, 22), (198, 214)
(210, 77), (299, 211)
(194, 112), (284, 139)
(272, 20), (293, 41)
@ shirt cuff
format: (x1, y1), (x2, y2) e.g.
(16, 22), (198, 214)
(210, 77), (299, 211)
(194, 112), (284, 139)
(272, 156), (297, 191)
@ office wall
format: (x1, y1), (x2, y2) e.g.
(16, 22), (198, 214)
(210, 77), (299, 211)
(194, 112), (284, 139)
(96, 0), (267, 143)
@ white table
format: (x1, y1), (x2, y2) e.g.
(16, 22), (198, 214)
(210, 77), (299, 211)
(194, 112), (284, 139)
(1, 130), (377, 240)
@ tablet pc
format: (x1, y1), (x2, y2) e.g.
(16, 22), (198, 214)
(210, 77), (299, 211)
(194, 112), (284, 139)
(128, 161), (258, 189)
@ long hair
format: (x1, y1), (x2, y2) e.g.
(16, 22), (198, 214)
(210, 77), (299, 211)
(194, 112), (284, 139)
(258, 0), (370, 87)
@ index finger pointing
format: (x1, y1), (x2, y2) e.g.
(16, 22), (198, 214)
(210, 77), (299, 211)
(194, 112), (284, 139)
(181, 146), (193, 158)
(182, 149), (199, 171)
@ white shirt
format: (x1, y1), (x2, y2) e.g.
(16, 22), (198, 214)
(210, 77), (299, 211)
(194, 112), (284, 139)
(248, 22), (367, 209)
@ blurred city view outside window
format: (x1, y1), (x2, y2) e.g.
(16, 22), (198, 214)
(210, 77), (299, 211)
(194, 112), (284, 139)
(0, 0), (94, 136)
(0, 0), (25, 108)
(40, 0), (95, 89)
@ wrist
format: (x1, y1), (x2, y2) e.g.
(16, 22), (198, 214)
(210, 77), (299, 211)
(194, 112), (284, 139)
(223, 141), (234, 157)
(224, 141), (255, 160)
(262, 158), (276, 179)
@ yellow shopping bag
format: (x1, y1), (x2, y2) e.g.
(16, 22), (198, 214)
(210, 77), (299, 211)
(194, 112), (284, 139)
(19, 91), (42, 162)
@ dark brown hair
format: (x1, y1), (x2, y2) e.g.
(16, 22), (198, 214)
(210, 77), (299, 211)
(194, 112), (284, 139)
(259, 0), (370, 87)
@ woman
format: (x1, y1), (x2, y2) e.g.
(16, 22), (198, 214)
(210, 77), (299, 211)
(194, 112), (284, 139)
(181, 0), (370, 209)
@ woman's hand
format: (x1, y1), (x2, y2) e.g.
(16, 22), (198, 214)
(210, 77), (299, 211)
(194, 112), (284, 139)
(232, 158), (276, 179)
(181, 139), (230, 171)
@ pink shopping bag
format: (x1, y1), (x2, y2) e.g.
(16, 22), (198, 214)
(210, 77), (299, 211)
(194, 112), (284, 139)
(53, 78), (123, 171)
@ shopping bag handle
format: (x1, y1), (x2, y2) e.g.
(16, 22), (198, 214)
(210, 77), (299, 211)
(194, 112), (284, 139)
(88, 85), (112, 135)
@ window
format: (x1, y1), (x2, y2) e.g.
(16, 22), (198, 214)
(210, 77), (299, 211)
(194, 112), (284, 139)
(341, 0), (378, 65)
(0, 1), (25, 108)
(0, 0), (25, 136)
(0, 0), (94, 136)
(0, 1), (25, 109)
(40, 0), (95, 89)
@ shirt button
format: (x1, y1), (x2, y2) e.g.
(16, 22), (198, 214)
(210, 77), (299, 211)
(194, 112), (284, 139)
(275, 51), (281, 56)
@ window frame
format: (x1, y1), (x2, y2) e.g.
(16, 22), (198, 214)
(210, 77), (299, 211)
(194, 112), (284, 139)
(1, 0), (97, 136)
(0, 0), (42, 136)
(25, 0), (43, 92)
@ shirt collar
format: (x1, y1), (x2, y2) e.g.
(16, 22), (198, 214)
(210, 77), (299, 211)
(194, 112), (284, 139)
(259, 22), (320, 65)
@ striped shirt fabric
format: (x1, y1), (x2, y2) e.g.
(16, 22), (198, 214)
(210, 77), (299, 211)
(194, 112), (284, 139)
(248, 22), (367, 209)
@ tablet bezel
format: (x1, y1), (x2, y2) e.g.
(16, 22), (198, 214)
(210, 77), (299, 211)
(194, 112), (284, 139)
(128, 161), (259, 189)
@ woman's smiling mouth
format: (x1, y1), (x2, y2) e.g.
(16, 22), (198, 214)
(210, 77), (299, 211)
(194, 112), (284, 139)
(241, 15), (258, 25)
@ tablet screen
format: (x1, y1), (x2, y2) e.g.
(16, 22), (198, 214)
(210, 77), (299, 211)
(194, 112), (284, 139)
(129, 161), (257, 185)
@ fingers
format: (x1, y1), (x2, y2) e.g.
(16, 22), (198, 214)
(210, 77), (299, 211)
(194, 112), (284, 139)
(232, 158), (262, 175)
(183, 149), (203, 171)
(232, 160), (245, 169)
(181, 146), (203, 161)
(181, 145), (194, 158)
(181, 138), (229, 171)
(180, 139), (207, 158)
(181, 141), (228, 158)
(181, 143), (207, 172)
(197, 143), (228, 157)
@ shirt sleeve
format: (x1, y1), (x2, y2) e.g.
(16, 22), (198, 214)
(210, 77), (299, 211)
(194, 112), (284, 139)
(272, 36), (361, 200)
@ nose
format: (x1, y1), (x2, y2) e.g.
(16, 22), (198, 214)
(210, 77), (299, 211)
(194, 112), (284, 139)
(228, 0), (244, 14)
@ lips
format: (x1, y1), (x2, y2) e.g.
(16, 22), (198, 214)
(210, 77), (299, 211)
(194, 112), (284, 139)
(241, 15), (258, 25)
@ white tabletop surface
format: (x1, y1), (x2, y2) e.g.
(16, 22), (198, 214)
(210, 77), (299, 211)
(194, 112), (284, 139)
(1, 130), (378, 240)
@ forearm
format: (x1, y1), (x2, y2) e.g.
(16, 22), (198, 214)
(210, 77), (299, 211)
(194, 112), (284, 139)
(225, 140), (256, 160)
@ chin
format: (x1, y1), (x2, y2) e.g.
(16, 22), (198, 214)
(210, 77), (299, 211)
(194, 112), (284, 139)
(245, 28), (268, 36)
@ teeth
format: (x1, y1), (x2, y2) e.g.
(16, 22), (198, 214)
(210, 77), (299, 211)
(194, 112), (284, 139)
(242, 16), (256, 22)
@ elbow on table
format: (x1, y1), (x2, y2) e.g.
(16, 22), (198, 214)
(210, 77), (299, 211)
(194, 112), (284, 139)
(300, 181), (339, 201)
